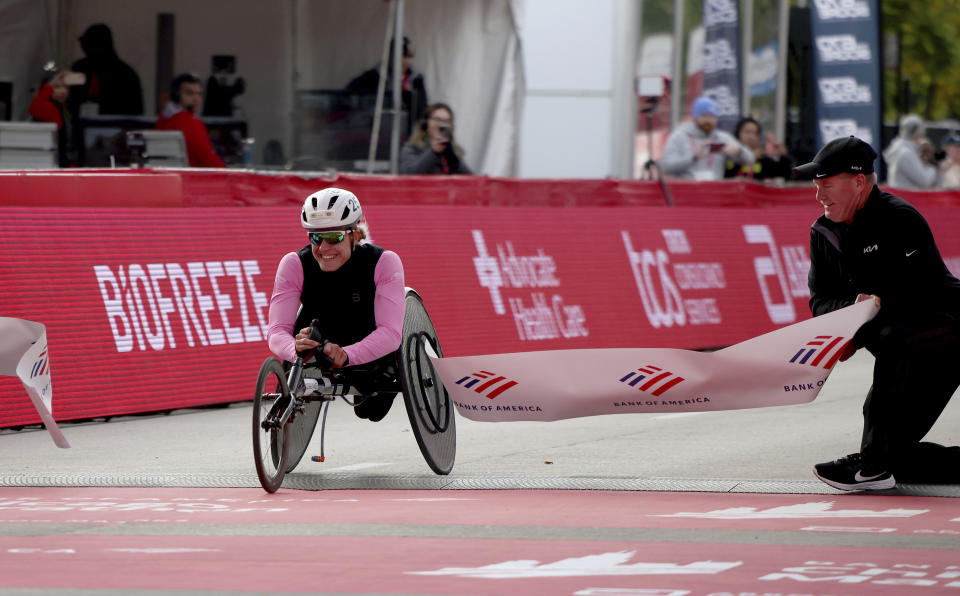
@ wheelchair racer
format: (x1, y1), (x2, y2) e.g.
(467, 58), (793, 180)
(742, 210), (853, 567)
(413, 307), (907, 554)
(266, 187), (405, 421)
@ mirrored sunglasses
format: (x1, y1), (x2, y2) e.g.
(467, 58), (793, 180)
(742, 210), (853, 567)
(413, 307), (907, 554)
(308, 230), (352, 246)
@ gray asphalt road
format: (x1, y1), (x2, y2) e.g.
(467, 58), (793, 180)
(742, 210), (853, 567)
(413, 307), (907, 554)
(0, 350), (957, 494)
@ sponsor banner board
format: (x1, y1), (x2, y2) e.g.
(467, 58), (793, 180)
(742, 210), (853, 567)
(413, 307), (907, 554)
(702, 0), (742, 132)
(2, 202), (960, 426)
(809, 0), (882, 151)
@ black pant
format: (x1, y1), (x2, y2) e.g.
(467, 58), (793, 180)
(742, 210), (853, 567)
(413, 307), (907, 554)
(860, 322), (960, 482)
(341, 352), (400, 421)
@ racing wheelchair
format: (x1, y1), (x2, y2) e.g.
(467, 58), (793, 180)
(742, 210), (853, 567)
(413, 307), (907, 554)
(251, 288), (455, 493)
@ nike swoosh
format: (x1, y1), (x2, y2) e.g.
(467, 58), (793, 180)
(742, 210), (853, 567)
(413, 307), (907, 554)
(906, 250), (918, 257)
(854, 470), (886, 482)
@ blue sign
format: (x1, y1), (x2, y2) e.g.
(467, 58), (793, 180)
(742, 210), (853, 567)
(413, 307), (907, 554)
(808, 0), (882, 154)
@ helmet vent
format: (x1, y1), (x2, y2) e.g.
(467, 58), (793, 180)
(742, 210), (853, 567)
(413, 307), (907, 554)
(301, 210), (307, 223)
(311, 196), (318, 209)
(341, 206), (350, 220)
(327, 195), (339, 209)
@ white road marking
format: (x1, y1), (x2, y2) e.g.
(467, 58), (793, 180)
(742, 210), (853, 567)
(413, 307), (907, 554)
(653, 412), (708, 420)
(386, 498), (479, 502)
(322, 462), (389, 472)
(106, 548), (222, 553)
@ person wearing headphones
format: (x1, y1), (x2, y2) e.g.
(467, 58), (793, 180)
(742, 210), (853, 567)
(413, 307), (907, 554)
(399, 102), (472, 175)
(155, 73), (225, 167)
(266, 188), (406, 421)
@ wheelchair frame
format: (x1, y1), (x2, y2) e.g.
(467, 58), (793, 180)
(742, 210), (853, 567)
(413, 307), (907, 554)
(252, 288), (455, 493)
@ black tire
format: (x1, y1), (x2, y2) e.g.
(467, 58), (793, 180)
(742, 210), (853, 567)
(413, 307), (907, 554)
(398, 290), (456, 475)
(252, 357), (291, 493)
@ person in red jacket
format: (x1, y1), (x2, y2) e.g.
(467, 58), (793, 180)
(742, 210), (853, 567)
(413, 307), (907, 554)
(29, 70), (82, 166)
(156, 73), (225, 167)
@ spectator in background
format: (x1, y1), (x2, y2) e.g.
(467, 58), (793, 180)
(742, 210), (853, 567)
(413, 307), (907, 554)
(399, 103), (472, 175)
(882, 115), (939, 189)
(724, 117), (791, 181)
(69, 23), (143, 115)
(661, 96), (753, 180)
(346, 36), (427, 135)
(940, 135), (960, 190)
(203, 55), (245, 117)
(156, 73), (225, 168)
(28, 70), (82, 166)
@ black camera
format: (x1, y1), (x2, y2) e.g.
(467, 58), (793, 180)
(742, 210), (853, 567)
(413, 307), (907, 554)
(437, 125), (452, 140)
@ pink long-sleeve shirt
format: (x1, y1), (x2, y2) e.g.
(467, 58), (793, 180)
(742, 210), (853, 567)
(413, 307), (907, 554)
(266, 249), (405, 364)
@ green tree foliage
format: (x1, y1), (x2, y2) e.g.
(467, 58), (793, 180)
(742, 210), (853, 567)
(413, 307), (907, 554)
(883, 0), (960, 121)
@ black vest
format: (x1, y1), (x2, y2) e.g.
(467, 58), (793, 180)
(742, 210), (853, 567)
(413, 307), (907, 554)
(294, 243), (384, 346)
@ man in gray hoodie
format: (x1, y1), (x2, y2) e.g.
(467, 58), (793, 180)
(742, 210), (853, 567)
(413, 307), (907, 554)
(660, 96), (754, 181)
(882, 115), (939, 189)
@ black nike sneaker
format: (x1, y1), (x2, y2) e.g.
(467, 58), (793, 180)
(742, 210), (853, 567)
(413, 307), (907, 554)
(813, 452), (896, 490)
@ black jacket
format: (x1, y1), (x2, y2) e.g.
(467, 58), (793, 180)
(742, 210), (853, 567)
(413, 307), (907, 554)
(808, 186), (960, 351)
(69, 25), (143, 115)
(346, 65), (427, 135)
(399, 138), (472, 175)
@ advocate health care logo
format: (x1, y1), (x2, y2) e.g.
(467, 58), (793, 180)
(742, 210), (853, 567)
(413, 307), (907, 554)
(471, 230), (588, 342)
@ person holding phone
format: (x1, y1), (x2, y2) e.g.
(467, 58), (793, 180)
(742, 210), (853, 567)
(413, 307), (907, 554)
(724, 117), (792, 181)
(661, 95), (753, 181)
(399, 102), (472, 175)
(29, 70), (85, 166)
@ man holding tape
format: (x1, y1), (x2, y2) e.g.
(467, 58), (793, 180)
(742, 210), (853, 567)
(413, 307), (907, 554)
(796, 136), (960, 490)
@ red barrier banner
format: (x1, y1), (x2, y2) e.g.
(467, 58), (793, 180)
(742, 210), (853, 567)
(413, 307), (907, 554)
(5, 168), (960, 210)
(0, 171), (182, 207)
(2, 203), (960, 426)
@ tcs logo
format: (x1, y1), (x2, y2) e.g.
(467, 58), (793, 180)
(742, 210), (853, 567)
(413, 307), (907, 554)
(622, 231), (685, 329)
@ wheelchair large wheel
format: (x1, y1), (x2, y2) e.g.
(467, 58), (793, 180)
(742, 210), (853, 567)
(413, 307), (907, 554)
(281, 363), (324, 474)
(252, 357), (291, 493)
(398, 289), (456, 475)
(283, 401), (323, 473)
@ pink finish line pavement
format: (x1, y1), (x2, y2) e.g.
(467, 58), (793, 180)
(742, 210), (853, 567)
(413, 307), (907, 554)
(0, 487), (957, 594)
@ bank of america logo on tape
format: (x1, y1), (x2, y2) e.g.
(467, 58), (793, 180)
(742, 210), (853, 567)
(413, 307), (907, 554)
(618, 365), (685, 396)
(30, 346), (49, 379)
(791, 335), (850, 369)
(455, 370), (518, 399)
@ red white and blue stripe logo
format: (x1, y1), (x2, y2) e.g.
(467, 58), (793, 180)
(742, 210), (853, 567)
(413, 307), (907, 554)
(618, 365), (685, 396)
(30, 346), (49, 379)
(455, 370), (518, 399)
(790, 335), (849, 369)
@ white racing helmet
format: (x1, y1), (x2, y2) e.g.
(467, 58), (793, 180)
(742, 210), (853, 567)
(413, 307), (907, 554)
(301, 187), (363, 230)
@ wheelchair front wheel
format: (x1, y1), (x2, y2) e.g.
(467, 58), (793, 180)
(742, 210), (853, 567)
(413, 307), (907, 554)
(252, 357), (291, 493)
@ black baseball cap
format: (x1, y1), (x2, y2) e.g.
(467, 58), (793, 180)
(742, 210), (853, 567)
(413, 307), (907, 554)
(793, 136), (877, 179)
